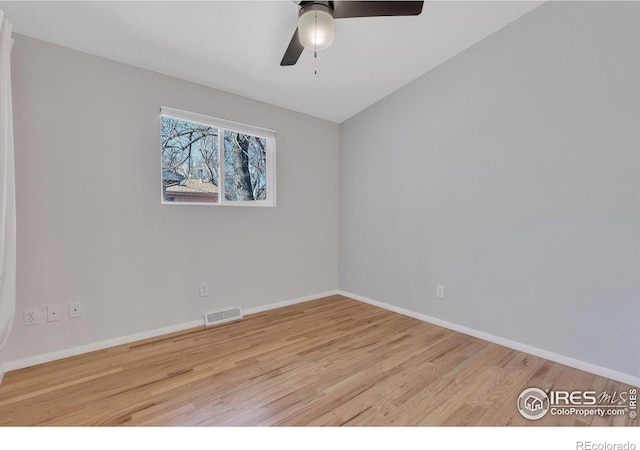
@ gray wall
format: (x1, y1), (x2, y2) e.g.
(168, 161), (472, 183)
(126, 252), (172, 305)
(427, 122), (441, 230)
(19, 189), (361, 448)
(339, 2), (640, 378)
(2, 35), (339, 363)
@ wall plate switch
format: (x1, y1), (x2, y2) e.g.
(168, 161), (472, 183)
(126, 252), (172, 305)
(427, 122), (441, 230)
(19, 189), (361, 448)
(48, 304), (61, 322)
(199, 282), (209, 297)
(436, 285), (445, 299)
(24, 308), (39, 326)
(69, 302), (82, 318)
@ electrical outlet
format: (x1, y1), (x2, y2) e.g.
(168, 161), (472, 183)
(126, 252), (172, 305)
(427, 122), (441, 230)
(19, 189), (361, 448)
(436, 285), (445, 299)
(69, 302), (82, 318)
(24, 308), (39, 326)
(199, 282), (209, 297)
(48, 304), (61, 322)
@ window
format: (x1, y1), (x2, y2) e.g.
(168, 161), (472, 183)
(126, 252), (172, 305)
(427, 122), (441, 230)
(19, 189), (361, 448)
(160, 106), (276, 206)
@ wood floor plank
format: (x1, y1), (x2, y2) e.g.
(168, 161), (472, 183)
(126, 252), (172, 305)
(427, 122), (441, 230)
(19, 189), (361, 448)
(0, 295), (636, 426)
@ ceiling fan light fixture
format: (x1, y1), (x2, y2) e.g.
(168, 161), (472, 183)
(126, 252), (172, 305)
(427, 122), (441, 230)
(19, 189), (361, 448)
(297, 3), (335, 51)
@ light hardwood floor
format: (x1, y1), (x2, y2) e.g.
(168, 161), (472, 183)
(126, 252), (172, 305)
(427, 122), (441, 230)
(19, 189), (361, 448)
(0, 295), (637, 426)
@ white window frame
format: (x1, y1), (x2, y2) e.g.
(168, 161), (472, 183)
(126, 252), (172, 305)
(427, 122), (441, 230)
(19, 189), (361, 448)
(160, 106), (276, 207)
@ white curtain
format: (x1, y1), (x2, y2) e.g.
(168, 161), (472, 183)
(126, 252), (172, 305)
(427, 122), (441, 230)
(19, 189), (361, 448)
(0, 10), (16, 356)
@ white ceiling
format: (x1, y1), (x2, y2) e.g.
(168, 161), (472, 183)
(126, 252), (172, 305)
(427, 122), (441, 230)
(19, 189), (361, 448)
(0, 1), (542, 122)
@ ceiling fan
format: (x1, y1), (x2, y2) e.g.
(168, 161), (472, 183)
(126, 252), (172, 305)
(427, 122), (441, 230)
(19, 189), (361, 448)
(281, 1), (425, 67)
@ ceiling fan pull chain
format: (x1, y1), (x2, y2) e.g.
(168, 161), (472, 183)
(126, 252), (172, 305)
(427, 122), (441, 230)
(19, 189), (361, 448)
(314, 11), (318, 75)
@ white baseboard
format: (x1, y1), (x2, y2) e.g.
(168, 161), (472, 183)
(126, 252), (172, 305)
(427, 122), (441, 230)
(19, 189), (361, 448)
(4, 290), (340, 373)
(244, 290), (340, 315)
(0, 360), (5, 385)
(4, 319), (204, 372)
(337, 290), (640, 388)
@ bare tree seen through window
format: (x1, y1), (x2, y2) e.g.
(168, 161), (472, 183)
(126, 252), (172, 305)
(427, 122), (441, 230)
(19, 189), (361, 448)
(161, 116), (267, 203)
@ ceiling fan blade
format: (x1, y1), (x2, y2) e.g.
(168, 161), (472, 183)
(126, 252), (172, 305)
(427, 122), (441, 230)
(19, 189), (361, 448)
(280, 28), (304, 66)
(332, 1), (424, 19)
